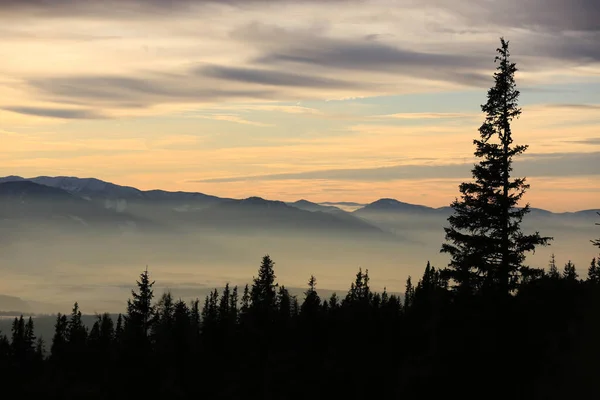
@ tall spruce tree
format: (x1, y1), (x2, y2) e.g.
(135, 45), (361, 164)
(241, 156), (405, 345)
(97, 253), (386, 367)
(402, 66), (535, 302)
(50, 313), (68, 362)
(125, 267), (156, 340)
(440, 38), (551, 296)
(250, 255), (278, 325)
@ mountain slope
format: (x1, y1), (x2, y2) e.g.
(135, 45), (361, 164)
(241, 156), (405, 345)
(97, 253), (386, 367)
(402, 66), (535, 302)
(0, 181), (155, 232)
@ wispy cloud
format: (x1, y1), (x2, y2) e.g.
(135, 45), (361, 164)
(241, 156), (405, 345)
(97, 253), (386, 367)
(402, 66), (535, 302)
(3, 106), (107, 119)
(371, 112), (477, 120)
(194, 151), (600, 183)
(190, 114), (274, 127)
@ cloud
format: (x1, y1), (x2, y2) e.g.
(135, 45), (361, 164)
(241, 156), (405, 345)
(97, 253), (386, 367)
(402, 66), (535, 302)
(2, 106), (106, 119)
(371, 112), (477, 120)
(196, 65), (361, 89)
(191, 114), (274, 127)
(252, 33), (491, 87)
(194, 151), (600, 183)
(23, 75), (280, 109)
(563, 138), (600, 145)
(546, 104), (600, 110)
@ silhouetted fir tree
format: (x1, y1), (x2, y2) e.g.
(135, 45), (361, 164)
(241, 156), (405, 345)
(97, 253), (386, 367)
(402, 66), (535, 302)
(24, 317), (36, 356)
(50, 313), (68, 363)
(588, 258), (600, 283)
(172, 299), (191, 365)
(301, 275), (321, 319)
(229, 286), (239, 324)
(190, 298), (201, 341)
(240, 284), (250, 315)
(563, 261), (578, 281)
(124, 267), (156, 351)
(115, 313), (123, 343)
(404, 276), (415, 311)
(65, 302), (87, 368)
(0, 332), (9, 362)
(441, 38), (552, 297)
(10, 316), (25, 362)
(328, 292), (340, 310)
(34, 338), (45, 362)
(219, 283), (232, 330)
(250, 255), (278, 328)
(153, 291), (175, 351)
(275, 285), (292, 328)
(291, 296), (300, 317)
(548, 253), (560, 279)
(201, 289), (220, 341)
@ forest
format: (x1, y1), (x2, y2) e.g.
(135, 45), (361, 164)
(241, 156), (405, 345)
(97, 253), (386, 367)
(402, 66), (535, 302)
(1, 39), (599, 399)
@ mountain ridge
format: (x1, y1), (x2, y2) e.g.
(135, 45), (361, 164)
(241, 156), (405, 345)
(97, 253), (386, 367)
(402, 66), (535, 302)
(0, 175), (596, 215)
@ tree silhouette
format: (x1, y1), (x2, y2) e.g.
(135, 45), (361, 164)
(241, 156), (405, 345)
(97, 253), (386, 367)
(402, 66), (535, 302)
(441, 37), (552, 296)
(125, 267), (156, 341)
(587, 258), (599, 283)
(250, 255), (278, 327)
(563, 260), (578, 281)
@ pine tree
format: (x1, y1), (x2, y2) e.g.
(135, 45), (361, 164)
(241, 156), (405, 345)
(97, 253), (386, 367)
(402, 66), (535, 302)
(250, 255), (278, 326)
(125, 267), (156, 341)
(10, 316), (25, 361)
(441, 38), (552, 296)
(587, 258), (599, 283)
(563, 261), (578, 281)
(404, 276), (415, 311)
(301, 275), (321, 318)
(276, 285), (292, 326)
(34, 338), (45, 362)
(67, 302), (87, 348)
(548, 253), (560, 279)
(50, 313), (68, 362)
(230, 286), (239, 324)
(115, 313), (123, 342)
(24, 317), (36, 357)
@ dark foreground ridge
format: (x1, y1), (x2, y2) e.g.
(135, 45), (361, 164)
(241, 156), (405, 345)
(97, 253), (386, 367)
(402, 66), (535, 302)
(2, 256), (600, 399)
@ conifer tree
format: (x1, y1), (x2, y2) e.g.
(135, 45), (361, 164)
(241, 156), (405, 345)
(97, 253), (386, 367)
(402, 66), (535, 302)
(50, 313), (68, 362)
(0, 332), (9, 362)
(67, 302), (87, 348)
(588, 258), (600, 283)
(404, 276), (415, 311)
(10, 316), (25, 361)
(250, 255), (278, 325)
(125, 267), (156, 340)
(34, 338), (45, 362)
(328, 293), (339, 310)
(440, 38), (552, 296)
(115, 313), (123, 342)
(276, 285), (292, 326)
(548, 253), (560, 279)
(229, 286), (239, 323)
(301, 275), (321, 318)
(190, 299), (201, 341)
(563, 261), (578, 281)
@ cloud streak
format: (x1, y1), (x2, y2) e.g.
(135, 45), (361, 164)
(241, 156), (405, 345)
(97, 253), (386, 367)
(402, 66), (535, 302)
(2, 106), (106, 119)
(195, 152), (600, 183)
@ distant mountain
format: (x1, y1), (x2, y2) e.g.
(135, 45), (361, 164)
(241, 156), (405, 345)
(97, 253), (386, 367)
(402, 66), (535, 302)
(182, 196), (388, 237)
(289, 199), (344, 213)
(0, 181), (156, 232)
(354, 198), (451, 218)
(0, 294), (31, 313)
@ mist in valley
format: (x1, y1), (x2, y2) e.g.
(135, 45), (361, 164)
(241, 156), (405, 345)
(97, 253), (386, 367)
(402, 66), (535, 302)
(0, 183), (596, 318)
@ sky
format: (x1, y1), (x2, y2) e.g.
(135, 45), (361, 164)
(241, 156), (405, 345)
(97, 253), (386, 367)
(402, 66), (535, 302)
(0, 0), (598, 212)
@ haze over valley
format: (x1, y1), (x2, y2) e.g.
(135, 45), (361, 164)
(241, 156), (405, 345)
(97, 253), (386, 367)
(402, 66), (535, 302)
(0, 176), (596, 315)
